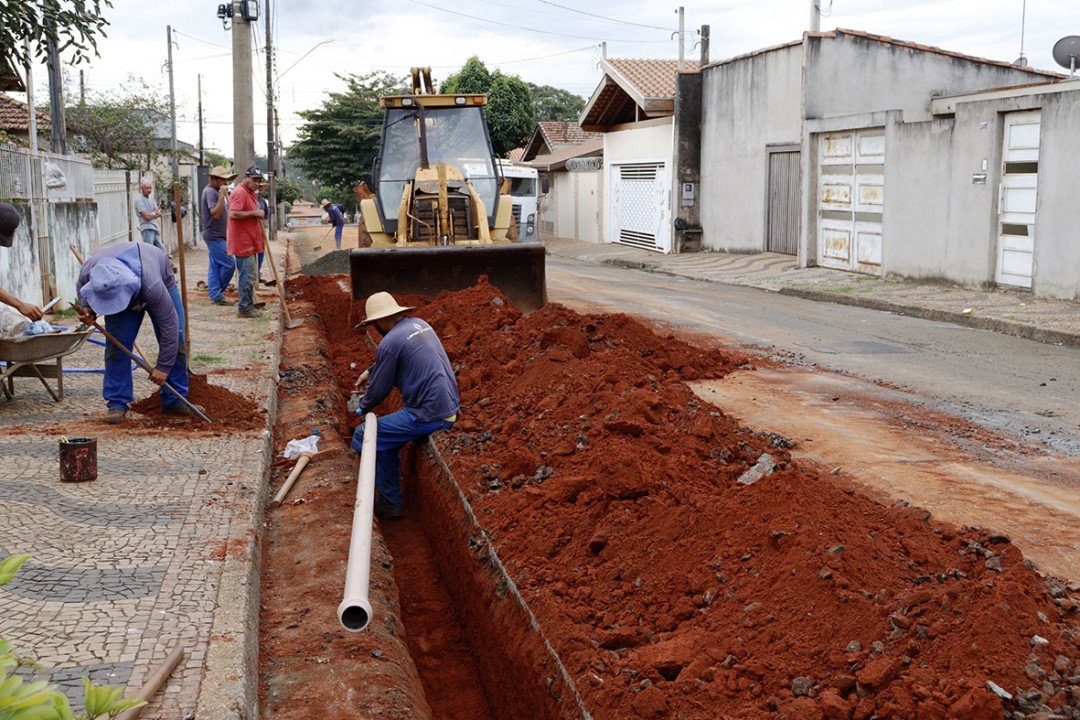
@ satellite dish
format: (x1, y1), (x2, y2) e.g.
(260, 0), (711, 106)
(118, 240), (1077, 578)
(1052, 35), (1080, 75)
(1014, 54), (1029, 67)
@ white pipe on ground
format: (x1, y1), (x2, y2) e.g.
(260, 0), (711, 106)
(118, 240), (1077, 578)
(338, 412), (377, 631)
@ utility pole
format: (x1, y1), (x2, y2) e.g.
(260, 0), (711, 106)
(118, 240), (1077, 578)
(197, 74), (205, 166)
(809, 0), (821, 32)
(676, 6), (685, 71)
(700, 25), (710, 65)
(232, 0), (255, 174)
(265, 0), (278, 243)
(45, 30), (67, 154)
(167, 26), (179, 182)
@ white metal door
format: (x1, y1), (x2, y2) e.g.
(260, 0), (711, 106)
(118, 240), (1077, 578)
(609, 161), (671, 253)
(817, 129), (884, 275)
(995, 110), (1040, 289)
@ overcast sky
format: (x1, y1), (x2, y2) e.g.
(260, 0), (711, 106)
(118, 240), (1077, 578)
(18, 0), (1079, 161)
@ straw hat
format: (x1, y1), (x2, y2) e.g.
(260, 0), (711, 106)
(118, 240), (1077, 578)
(358, 292), (414, 326)
(319, 199), (329, 208)
(209, 166), (237, 181)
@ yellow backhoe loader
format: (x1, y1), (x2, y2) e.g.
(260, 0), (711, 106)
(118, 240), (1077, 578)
(351, 67), (546, 312)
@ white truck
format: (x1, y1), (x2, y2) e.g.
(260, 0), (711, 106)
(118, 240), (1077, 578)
(497, 159), (545, 241)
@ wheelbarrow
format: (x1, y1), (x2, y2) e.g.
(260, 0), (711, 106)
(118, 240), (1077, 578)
(0, 326), (94, 402)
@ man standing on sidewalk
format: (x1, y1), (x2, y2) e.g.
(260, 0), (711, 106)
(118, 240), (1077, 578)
(200, 166), (237, 306)
(226, 166), (266, 318)
(134, 178), (164, 250)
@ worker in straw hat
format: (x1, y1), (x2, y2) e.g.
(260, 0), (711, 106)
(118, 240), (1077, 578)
(349, 291), (459, 519)
(75, 242), (196, 424)
(200, 165), (238, 306)
(320, 198), (346, 250)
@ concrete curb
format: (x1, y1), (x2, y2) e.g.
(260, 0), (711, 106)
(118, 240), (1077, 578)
(777, 288), (1080, 349)
(193, 308), (283, 720)
(579, 255), (1080, 350)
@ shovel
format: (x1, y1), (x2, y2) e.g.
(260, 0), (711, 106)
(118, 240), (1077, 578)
(262, 239), (303, 329)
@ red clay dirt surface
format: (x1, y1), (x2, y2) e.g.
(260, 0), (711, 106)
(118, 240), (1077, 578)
(269, 274), (1080, 720)
(129, 372), (264, 430)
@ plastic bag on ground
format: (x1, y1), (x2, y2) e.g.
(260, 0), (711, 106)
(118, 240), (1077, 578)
(283, 434), (320, 459)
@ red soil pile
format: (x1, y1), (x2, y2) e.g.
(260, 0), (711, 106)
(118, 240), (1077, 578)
(292, 275), (1080, 720)
(130, 372), (263, 429)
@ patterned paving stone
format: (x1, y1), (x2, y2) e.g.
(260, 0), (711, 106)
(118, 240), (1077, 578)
(0, 245), (279, 718)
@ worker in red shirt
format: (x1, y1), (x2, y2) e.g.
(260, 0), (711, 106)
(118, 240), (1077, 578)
(226, 166), (267, 317)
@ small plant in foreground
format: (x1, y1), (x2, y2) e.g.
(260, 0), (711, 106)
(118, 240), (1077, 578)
(0, 555), (146, 720)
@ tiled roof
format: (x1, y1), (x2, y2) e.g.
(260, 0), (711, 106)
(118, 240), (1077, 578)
(527, 137), (604, 172)
(607, 59), (700, 99)
(702, 29), (1064, 80)
(834, 29), (1063, 78)
(0, 92), (50, 133)
(506, 147), (526, 162)
(536, 121), (602, 147)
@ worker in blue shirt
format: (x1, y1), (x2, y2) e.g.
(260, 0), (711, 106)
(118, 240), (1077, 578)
(320, 199), (346, 250)
(349, 292), (459, 519)
(75, 243), (193, 424)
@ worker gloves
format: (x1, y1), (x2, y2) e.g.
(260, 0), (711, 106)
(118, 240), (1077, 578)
(347, 392), (362, 415)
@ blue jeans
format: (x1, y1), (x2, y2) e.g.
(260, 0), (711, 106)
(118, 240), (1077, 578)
(205, 238), (234, 301)
(351, 409), (454, 507)
(140, 228), (164, 250)
(235, 254), (257, 313)
(334, 223), (343, 249)
(103, 286), (188, 410)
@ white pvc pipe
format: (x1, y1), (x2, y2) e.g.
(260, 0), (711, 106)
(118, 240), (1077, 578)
(338, 413), (377, 631)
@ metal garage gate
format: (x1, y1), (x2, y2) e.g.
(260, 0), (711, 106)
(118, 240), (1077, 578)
(609, 161), (671, 253)
(817, 129), (885, 275)
(766, 149), (800, 255)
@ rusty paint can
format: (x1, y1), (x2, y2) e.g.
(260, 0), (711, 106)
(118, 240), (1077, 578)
(59, 437), (97, 483)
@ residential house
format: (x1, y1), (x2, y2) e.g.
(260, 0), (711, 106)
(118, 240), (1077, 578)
(579, 58), (699, 252)
(521, 120), (603, 242)
(690, 29), (1075, 297)
(0, 92), (50, 148)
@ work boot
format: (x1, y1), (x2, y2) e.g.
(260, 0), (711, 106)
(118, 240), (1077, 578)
(163, 403), (206, 418)
(373, 498), (403, 520)
(105, 408), (126, 424)
(211, 298), (234, 306)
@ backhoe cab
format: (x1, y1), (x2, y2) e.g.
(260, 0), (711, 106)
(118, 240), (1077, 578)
(351, 67), (546, 312)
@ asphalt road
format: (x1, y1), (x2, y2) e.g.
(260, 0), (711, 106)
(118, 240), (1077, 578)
(546, 256), (1080, 456)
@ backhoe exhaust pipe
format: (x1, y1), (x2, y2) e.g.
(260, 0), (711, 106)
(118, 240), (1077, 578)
(338, 413), (378, 631)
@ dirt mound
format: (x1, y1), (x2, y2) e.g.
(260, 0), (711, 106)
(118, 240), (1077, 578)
(130, 373), (263, 429)
(293, 275), (1080, 719)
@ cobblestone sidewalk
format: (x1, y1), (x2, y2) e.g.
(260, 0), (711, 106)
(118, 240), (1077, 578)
(0, 241), (283, 718)
(543, 237), (1080, 347)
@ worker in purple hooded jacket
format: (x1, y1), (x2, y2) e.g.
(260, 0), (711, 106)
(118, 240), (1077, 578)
(75, 242), (193, 424)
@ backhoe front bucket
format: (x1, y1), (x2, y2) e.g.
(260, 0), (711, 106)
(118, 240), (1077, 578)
(349, 244), (547, 313)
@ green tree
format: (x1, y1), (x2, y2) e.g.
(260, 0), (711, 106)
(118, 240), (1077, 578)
(439, 57), (535, 156)
(528, 83), (586, 121)
(1, 1), (112, 71)
(487, 73), (535, 155)
(64, 77), (173, 170)
(275, 177), (302, 206)
(290, 71), (402, 197)
(439, 56), (491, 94)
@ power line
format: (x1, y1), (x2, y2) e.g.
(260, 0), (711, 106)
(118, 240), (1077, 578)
(535, 0), (678, 32)
(401, 0), (675, 43)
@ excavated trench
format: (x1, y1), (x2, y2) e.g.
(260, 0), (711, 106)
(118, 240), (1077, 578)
(259, 274), (1080, 720)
